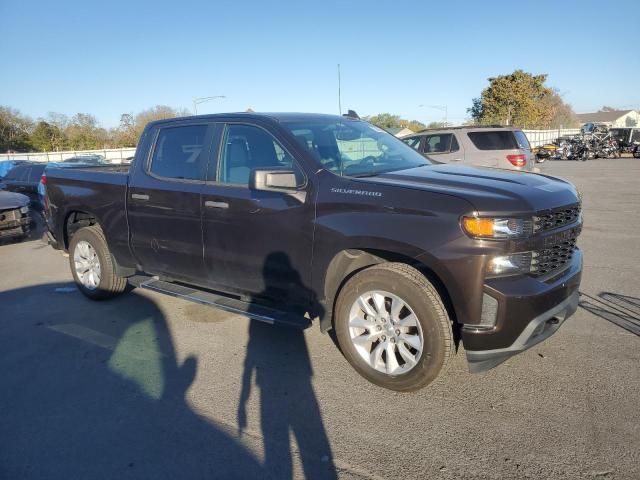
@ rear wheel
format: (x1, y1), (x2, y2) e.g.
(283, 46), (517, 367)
(334, 263), (453, 392)
(69, 225), (127, 300)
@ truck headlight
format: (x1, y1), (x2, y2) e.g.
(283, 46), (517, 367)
(20, 205), (29, 214)
(486, 253), (531, 277)
(462, 216), (531, 239)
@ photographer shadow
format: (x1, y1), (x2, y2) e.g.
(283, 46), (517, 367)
(0, 282), (263, 479)
(238, 252), (337, 479)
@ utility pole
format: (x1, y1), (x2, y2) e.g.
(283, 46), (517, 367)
(418, 104), (448, 127)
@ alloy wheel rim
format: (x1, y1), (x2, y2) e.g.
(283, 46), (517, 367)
(73, 240), (101, 290)
(348, 290), (424, 375)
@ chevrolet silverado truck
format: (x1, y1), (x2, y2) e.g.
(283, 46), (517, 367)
(43, 113), (582, 391)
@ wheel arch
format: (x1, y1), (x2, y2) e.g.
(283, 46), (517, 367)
(321, 248), (459, 345)
(63, 209), (99, 250)
(63, 209), (135, 277)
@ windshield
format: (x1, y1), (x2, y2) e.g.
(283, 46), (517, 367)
(282, 119), (430, 177)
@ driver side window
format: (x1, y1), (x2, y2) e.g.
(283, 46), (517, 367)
(218, 124), (302, 186)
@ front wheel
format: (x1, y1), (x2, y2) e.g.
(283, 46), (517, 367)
(334, 263), (454, 391)
(69, 225), (127, 300)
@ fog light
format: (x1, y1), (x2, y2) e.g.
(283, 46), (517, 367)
(486, 254), (524, 277)
(480, 293), (498, 328)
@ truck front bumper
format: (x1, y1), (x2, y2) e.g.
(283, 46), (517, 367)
(462, 249), (582, 373)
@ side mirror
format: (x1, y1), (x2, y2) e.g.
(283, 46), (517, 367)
(249, 167), (300, 192)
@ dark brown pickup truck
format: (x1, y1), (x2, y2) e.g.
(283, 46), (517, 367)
(43, 112), (583, 391)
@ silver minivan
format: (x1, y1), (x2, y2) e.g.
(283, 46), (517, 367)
(402, 127), (535, 172)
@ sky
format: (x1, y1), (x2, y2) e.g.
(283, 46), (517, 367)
(1, 0), (639, 128)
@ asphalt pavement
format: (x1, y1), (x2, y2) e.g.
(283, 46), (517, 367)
(1, 158), (638, 479)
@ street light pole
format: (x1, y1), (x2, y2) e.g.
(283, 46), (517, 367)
(419, 104), (448, 127)
(193, 95), (226, 115)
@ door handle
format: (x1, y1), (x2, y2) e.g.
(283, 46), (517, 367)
(204, 200), (229, 209)
(131, 193), (150, 201)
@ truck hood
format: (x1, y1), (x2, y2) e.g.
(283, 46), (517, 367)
(367, 164), (580, 214)
(0, 191), (30, 209)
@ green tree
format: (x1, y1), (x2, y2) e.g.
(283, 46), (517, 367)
(112, 113), (137, 147)
(364, 113), (403, 129)
(468, 70), (578, 129)
(365, 114), (426, 133)
(406, 120), (427, 132)
(30, 121), (63, 151)
(541, 91), (579, 128)
(134, 105), (189, 140)
(65, 113), (103, 150)
(0, 106), (33, 152)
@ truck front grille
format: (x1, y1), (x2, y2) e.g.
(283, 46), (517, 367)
(530, 238), (578, 277)
(533, 204), (581, 233)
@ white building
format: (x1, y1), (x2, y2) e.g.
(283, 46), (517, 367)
(575, 110), (640, 127)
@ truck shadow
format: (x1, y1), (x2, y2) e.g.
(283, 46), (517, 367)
(578, 291), (640, 336)
(238, 252), (338, 479)
(0, 282), (263, 479)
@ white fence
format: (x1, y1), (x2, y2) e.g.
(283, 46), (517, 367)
(522, 128), (581, 147)
(0, 148), (136, 164)
(0, 128), (583, 163)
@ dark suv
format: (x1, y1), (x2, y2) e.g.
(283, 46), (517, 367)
(402, 126), (535, 171)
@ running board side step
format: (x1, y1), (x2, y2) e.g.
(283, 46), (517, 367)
(127, 275), (311, 329)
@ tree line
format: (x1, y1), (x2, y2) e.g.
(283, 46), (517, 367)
(0, 105), (188, 153)
(0, 71), (586, 153)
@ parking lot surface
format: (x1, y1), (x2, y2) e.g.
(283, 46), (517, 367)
(1, 158), (639, 479)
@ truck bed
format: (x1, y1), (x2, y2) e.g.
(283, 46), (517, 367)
(45, 164), (131, 255)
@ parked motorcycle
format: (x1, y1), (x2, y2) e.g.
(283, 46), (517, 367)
(594, 138), (621, 159)
(532, 146), (552, 163)
(569, 139), (591, 161)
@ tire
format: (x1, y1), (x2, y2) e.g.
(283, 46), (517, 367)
(69, 225), (127, 300)
(334, 263), (454, 392)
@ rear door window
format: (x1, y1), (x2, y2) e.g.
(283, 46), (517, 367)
(28, 165), (46, 182)
(150, 125), (209, 181)
(423, 134), (454, 154)
(468, 131), (519, 150)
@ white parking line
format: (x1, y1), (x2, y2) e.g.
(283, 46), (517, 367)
(48, 323), (118, 350)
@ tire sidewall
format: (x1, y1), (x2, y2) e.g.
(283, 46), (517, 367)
(335, 267), (449, 391)
(69, 227), (110, 299)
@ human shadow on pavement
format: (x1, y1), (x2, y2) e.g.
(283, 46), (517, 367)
(579, 291), (640, 336)
(237, 252), (338, 480)
(0, 282), (263, 479)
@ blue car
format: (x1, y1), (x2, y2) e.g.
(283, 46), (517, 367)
(0, 160), (31, 179)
